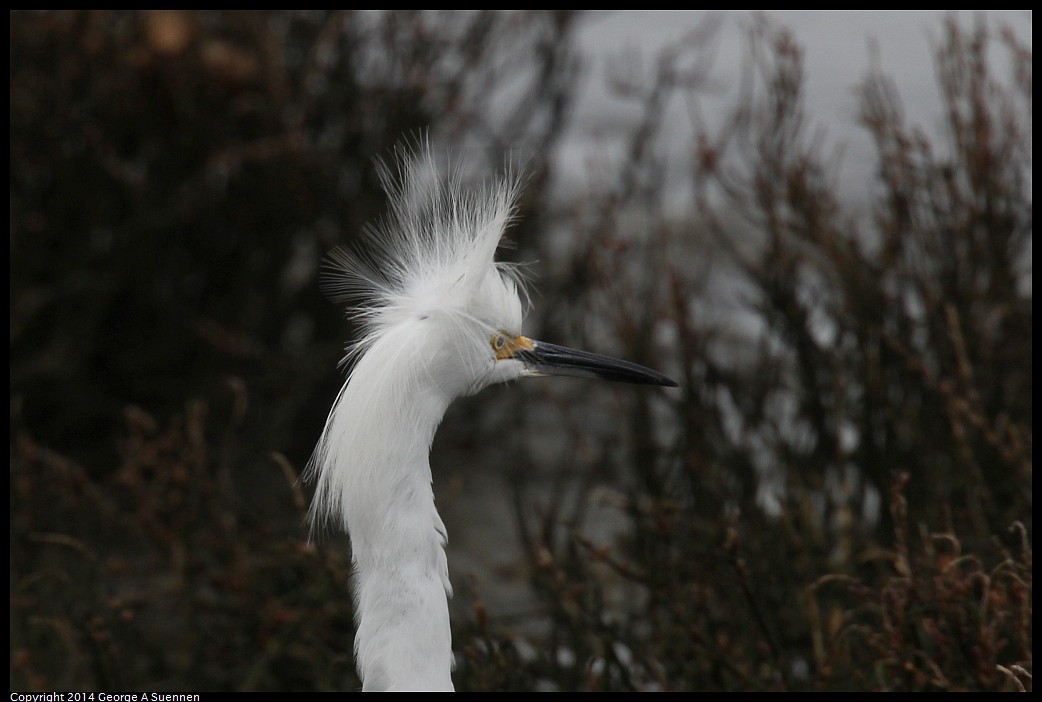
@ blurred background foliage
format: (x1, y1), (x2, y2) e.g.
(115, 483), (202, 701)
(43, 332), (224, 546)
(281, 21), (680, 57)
(10, 10), (1031, 691)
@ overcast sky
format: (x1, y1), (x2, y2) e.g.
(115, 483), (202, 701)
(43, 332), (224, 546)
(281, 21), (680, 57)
(564, 10), (1031, 204)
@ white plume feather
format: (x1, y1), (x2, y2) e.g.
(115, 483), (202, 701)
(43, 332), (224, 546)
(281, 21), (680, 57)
(318, 144), (527, 371)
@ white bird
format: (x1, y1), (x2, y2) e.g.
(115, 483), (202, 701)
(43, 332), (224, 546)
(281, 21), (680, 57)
(307, 144), (676, 691)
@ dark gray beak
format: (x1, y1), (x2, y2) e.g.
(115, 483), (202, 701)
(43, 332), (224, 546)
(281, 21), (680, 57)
(516, 339), (677, 387)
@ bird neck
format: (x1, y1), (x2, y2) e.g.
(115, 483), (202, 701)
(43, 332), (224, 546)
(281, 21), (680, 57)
(311, 333), (456, 691)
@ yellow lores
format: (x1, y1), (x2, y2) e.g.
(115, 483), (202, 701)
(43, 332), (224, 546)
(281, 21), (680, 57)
(491, 332), (534, 360)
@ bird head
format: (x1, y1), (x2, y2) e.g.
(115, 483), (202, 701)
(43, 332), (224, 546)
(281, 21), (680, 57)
(321, 144), (676, 403)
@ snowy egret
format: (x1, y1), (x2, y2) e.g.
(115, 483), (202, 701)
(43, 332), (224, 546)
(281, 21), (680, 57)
(307, 145), (676, 691)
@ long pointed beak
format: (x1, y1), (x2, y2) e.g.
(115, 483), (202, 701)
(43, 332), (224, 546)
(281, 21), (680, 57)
(514, 338), (678, 387)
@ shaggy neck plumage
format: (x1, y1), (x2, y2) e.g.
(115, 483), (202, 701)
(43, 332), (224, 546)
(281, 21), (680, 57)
(311, 325), (455, 692)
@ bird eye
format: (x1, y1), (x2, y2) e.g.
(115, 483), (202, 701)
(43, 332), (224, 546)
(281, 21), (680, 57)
(492, 333), (508, 351)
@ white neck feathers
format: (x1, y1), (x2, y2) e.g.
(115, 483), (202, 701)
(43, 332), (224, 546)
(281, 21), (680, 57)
(309, 326), (455, 691)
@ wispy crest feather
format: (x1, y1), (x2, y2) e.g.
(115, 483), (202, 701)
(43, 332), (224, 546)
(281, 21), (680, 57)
(319, 143), (527, 370)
